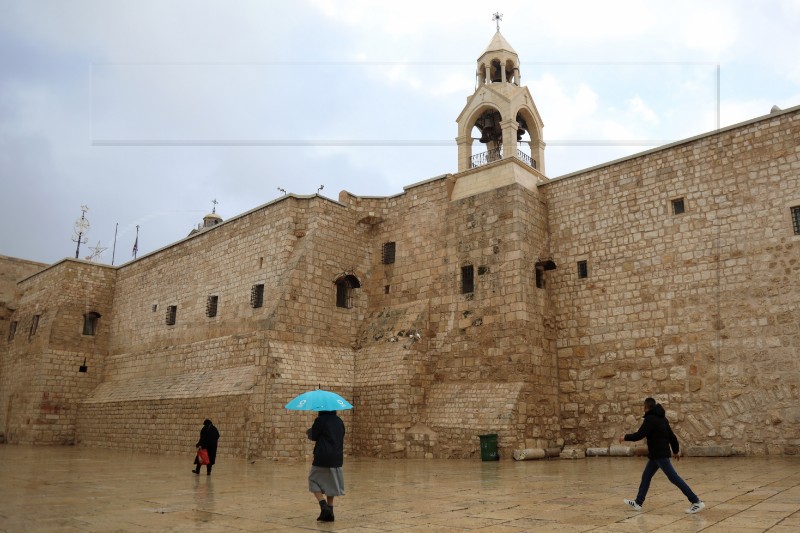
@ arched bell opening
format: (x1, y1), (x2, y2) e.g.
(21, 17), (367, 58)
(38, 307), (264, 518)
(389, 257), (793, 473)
(476, 62), (487, 87)
(470, 108), (503, 168)
(515, 113), (534, 169)
(490, 59), (503, 83)
(505, 59), (519, 85)
(514, 109), (541, 170)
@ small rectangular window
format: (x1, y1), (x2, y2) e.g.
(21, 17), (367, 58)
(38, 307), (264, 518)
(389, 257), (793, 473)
(29, 314), (40, 339)
(461, 265), (474, 294)
(792, 206), (800, 235)
(577, 260), (588, 279)
(151, 304), (158, 312)
(83, 312), (100, 336)
(206, 295), (219, 317)
(165, 305), (177, 326)
(7, 321), (17, 342)
(535, 268), (545, 289)
(251, 284), (264, 308)
(672, 197), (685, 215)
(382, 242), (396, 264)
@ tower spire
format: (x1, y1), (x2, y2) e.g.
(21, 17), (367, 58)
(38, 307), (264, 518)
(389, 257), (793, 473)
(492, 11), (503, 31)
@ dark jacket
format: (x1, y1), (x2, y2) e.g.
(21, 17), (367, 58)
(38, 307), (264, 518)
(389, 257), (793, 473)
(623, 403), (679, 459)
(196, 422), (221, 464)
(308, 411), (345, 468)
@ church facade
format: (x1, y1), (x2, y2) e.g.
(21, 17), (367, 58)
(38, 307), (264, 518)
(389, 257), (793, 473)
(2, 32), (799, 460)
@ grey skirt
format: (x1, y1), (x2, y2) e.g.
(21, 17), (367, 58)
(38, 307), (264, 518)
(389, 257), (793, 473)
(308, 465), (345, 496)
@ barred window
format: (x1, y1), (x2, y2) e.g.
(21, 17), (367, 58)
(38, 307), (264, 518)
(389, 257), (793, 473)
(82, 312), (101, 336)
(251, 284), (264, 308)
(577, 260), (589, 279)
(382, 242), (396, 264)
(792, 206), (800, 235)
(672, 197), (685, 215)
(165, 305), (177, 326)
(461, 265), (474, 294)
(7, 320), (17, 342)
(335, 274), (361, 309)
(206, 295), (219, 317)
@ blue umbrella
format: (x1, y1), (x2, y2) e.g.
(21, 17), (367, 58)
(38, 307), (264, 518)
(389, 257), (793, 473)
(285, 389), (353, 411)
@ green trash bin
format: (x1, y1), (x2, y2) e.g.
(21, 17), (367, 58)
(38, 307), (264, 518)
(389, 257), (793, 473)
(479, 433), (499, 461)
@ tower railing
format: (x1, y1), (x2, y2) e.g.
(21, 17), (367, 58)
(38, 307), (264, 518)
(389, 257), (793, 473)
(516, 149), (535, 169)
(470, 148), (502, 168)
(470, 147), (536, 169)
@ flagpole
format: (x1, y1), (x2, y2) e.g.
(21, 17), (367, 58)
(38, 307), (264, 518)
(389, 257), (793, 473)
(111, 223), (118, 265)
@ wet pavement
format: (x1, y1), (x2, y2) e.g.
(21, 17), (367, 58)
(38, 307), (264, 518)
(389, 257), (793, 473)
(1, 445), (799, 532)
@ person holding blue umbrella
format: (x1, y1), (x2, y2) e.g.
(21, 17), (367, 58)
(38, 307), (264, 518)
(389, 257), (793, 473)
(307, 410), (345, 522)
(285, 388), (352, 523)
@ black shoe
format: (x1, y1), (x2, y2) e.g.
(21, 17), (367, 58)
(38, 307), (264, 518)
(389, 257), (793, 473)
(317, 501), (334, 522)
(192, 469), (200, 475)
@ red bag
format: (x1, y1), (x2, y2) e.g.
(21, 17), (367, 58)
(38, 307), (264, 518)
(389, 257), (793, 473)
(197, 448), (210, 465)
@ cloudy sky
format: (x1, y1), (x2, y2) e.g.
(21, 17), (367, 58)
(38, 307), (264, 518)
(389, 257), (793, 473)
(2, 0), (799, 265)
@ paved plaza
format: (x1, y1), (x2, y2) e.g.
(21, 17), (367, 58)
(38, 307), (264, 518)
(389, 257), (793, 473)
(0, 445), (798, 532)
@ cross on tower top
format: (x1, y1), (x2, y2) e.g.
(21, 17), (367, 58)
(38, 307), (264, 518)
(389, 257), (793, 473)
(211, 198), (218, 214)
(492, 11), (503, 31)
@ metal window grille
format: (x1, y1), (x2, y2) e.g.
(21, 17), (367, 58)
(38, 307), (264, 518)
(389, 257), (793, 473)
(461, 265), (474, 294)
(382, 242), (396, 264)
(251, 284), (264, 308)
(83, 312), (100, 336)
(7, 321), (17, 342)
(577, 260), (589, 279)
(792, 206), (800, 235)
(672, 198), (685, 215)
(206, 295), (219, 317)
(165, 305), (177, 325)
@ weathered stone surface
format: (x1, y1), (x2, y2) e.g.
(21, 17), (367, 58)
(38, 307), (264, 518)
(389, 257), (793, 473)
(609, 445), (634, 457)
(513, 448), (547, 460)
(586, 447), (609, 457)
(560, 447), (586, 459)
(684, 445), (733, 457)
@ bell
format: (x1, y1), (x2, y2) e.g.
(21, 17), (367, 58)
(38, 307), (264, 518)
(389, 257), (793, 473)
(517, 128), (525, 141)
(479, 129), (490, 143)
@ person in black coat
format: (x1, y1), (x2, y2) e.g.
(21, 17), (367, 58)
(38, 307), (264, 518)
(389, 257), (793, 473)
(619, 397), (705, 513)
(193, 419), (220, 475)
(307, 410), (345, 522)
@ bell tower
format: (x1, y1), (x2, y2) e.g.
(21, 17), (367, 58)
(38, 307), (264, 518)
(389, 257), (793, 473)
(455, 19), (546, 178)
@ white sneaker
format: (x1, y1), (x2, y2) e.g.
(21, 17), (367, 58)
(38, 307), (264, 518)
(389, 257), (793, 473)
(685, 501), (705, 514)
(624, 499), (642, 511)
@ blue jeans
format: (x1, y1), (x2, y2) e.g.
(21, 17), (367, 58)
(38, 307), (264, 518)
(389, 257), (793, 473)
(635, 457), (699, 506)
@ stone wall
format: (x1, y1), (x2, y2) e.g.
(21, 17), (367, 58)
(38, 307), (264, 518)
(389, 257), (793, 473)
(1, 260), (116, 443)
(544, 108), (800, 455)
(2, 106), (798, 458)
(80, 196), (362, 459)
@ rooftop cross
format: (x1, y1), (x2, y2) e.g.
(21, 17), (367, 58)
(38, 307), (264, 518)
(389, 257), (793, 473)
(211, 198), (218, 214)
(492, 11), (503, 31)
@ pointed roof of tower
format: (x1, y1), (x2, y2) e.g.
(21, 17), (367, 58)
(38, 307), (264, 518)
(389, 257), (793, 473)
(483, 30), (517, 55)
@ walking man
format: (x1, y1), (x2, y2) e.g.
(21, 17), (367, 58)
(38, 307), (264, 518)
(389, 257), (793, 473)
(619, 397), (705, 514)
